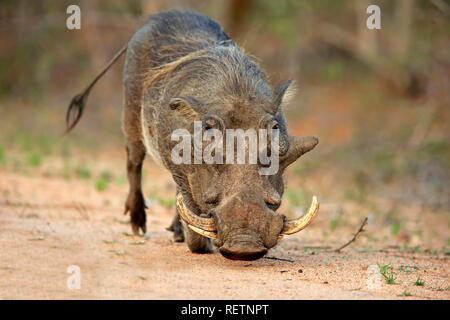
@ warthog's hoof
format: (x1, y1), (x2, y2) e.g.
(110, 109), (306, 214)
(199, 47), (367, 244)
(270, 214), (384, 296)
(166, 221), (185, 242)
(124, 192), (147, 235)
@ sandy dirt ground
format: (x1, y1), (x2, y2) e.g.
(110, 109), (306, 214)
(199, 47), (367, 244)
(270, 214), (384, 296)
(0, 153), (448, 300)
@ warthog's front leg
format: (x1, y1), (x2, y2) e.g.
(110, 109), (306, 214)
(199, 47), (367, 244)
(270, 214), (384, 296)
(182, 220), (214, 254)
(166, 204), (184, 242)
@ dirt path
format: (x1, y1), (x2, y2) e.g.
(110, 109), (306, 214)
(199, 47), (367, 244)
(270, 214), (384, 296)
(0, 166), (448, 300)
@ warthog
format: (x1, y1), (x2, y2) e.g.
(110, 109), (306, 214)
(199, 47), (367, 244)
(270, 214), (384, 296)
(66, 10), (319, 260)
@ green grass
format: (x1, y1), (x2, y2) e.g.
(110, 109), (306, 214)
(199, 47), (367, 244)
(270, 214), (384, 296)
(75, 163), (91, 179)
(95, 170), (113, 191)
(122, 232), (134, 237)
(401, 290), (412, 297)
(414, 276), (424, 286)
(95, 178), (108, 191)
(391, 221), (403, 235)
(27, 237), (44, 241)
(377, 263), (397, 284)
(329, 219), (340, 232)
(372, 150), (396, 183)
(100, 170), (113, 182)
(108, 249), (127, 256)
(130, 240), (145, 245)
(147, 194), (175, 209)
(27, 153), (42, 167)
(285, 188), (310, 209)
(62, 159), (71, 180)
(0, 146), (5, 166)
(343, 188), (366, 204)
(156, 197), (175, 209)
(417, 140), (450, 166)
(398, 265), (418, 273)
(24, 212), (39, 218)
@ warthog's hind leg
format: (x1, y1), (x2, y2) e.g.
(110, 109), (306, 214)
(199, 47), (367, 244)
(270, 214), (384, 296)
(124, 141), (147, 235)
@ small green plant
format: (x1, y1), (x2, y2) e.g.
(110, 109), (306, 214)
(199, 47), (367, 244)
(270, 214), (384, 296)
(391, 221), (402, 235)
(28, 237), (44, 241)
(377, 263), (397, 284)
(398, 265), (419, 273)
(329, 219), (340, 232)
(401, 290), (412, 297)
(27, 153), (42, 167)
(108, 249), (127, 256)
(414, 276), (424, 286)
(100, 170), (113, 182)
(95, 170), (113, 191)
(122, 232), (134, 237)
(24, 212), (39, 219)
(75, 163), (91, 179)
(0, 146), (5, 166)
(95, 178), (108, 191)
(130, 240), (146, 245)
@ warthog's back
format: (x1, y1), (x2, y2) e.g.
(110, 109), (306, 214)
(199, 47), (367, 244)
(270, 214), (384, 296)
(124, 10), (231, 94)
(123, 10), (232, 165)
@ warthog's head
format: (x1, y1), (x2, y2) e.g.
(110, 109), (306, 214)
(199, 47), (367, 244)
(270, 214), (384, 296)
(175, 132), (318, 260)
(151, 45), (319, 260)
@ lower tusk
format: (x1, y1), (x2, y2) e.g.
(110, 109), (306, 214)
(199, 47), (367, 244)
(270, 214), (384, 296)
(188, 224), (217, 239)
(281, 196), (319, 235)
(176, 194), (216, 232)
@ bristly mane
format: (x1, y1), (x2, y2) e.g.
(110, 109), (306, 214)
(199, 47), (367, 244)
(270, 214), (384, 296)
(143, 41), (273, 105)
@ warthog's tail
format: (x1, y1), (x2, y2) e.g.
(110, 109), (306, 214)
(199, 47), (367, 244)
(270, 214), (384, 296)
(65, 43), (128, 133)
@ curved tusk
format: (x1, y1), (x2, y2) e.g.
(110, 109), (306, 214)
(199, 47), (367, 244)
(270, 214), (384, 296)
(188, 224), (217, 239)
(281, 196), (319, 235)
(176, 194), (216, 232)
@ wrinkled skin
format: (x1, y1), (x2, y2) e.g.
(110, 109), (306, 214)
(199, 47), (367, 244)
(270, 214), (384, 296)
(119, 10), (317, 260)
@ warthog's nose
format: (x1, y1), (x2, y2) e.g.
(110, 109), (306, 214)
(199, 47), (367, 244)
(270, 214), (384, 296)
(219, 242), (268, 261)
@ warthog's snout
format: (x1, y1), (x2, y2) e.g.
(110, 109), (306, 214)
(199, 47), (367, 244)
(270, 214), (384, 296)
(219, 236), (268, 260)
(176, 189), (319, 261)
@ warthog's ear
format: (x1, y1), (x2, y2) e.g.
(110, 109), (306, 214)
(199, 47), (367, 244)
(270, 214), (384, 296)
(169, 96), (207, 119)
(271, 79), (294, 113)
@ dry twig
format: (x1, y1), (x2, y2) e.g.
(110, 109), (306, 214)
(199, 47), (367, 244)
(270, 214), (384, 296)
(334, 217), (368, 252)
(263, 256), (294, 263)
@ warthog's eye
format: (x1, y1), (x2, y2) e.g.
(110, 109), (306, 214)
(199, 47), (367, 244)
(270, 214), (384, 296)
(204, 121), (213, 131)
(202, 190), (220, 207)
(206, 199), (218, 206)
(264, 118), (280, 131)
(265, 201), (280, 211)
(202, 115), (223, 132)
